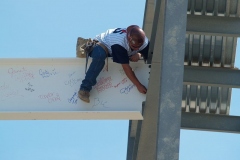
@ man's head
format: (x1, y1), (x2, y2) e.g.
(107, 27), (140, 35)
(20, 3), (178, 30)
(127, 25), (145, 50)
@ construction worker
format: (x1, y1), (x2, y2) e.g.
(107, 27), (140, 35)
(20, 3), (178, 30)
(78, 25), (149, 103)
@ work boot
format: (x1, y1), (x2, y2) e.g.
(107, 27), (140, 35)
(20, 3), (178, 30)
(78, 90), (90, 103)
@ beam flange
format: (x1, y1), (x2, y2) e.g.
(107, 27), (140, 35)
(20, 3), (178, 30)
(187, 15), (240, 37)
(181, 112), (240, 133)
(184, 66), (240, 88)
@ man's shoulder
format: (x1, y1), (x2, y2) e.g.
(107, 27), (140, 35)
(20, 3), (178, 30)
(107, 32), (128, 49)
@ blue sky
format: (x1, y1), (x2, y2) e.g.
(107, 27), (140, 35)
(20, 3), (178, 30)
(0, 1), (240, 160)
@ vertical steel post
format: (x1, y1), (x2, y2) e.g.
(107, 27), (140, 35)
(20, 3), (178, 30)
(136, 0), (188, 159)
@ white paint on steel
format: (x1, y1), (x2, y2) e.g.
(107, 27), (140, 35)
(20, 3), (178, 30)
(0, 58), (150, 120)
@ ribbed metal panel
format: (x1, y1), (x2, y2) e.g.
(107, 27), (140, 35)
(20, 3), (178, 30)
(187, 0), (240, 17)
(183, 34), (236, 114)
(182, 0), (239, 115)
(182, 85), (231, 114)
(185, 35), (237, 67)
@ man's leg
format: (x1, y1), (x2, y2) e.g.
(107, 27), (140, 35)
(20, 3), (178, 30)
(79, 45), (106, 102)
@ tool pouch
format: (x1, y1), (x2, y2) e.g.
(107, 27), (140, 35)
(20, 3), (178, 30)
(76, 37), (97, 58)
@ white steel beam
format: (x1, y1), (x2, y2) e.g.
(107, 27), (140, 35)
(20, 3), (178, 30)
(0, 58), (150, 120)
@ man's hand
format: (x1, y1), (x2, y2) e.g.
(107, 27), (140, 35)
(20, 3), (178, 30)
(121, 64), (147, 94)
(136, 84), (147, 94)
(129, 53), (141, 62)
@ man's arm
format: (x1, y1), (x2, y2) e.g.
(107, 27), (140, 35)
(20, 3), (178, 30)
(122, 64), (147, 94)
(129, 53), (141, 62)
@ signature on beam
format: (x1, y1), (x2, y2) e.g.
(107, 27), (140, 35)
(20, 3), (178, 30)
(8, 67), (34, 82)
(120, 84), (135, 94)
(38, 92), (61, 103)
(0, 89), (24, 101)
(25, 82), (35, 92)
(39, 68), (57, 78)
(68, 91), (78, 104)
(92, 98), (108, 108)
(64, 78), (82, 87)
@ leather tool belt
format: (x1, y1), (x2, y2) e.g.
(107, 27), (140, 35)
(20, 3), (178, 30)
(76, 37), (109, 73)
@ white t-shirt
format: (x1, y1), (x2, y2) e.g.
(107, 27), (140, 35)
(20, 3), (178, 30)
(94, 28), (149, 64)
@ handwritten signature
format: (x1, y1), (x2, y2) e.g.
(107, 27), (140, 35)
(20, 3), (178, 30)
(25, 82), (35, 92)
(0, 89), (24, 101)
(68, 91), (78, 104)
(39, 68), (57, 78)
(114, 77), (127, 88)
(94, 76), (113, 93)
(39, 92), (61, 103)
(120, 84), (135, 94)
(64, 78), (82, 87)
(8, 67), (34, 82)
(92, 98), (108, 108)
